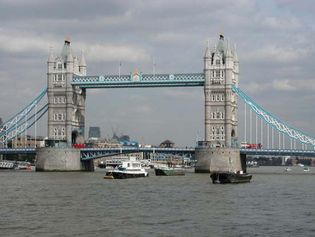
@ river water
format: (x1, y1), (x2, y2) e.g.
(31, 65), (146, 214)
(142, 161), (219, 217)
(0, 166), (315, 237)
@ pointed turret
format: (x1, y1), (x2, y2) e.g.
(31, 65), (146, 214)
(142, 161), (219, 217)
(73, 56), (79, 73)
(233, 44), (239, 76)
(233, 44), (239, 62)
(225, 39), (233, 58)
(216, 34), (225, 54)
(48, 47), (55, 62)
(204, 47), (210, 58)
(61, 38), (72, 62)
(79, 50), (87, 75)
(47, 47), (55, 73)
(79, 50), (86, 67)
(67, 49), (73, 62)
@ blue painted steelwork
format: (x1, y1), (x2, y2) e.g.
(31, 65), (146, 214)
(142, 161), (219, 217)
(80, 147), (195, 160)
(0, 88), (48, 144)
(240, 148), (315, 157)
(1, 147), (314, 158)
(233, 85), (315, 147)
(72, 73), (205, 88)
(0, 148), (36, 155)
(80, 147), (315, 160)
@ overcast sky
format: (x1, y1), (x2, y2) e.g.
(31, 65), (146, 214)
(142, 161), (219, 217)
(0, 0), (315, 146)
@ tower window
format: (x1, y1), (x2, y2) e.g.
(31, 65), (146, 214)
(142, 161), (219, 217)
(217, 112), (220, 119)
(57, 74), (63, 81)
(215, 70), (220, 77)
(53, 113), (65, 121)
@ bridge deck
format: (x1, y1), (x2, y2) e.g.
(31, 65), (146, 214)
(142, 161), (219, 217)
(0, 148), (314, 159)
(72, 73), (205, 88)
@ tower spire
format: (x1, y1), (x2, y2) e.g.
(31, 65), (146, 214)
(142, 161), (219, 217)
(48, 47), (55, 62)
(79, 50), (86, 67)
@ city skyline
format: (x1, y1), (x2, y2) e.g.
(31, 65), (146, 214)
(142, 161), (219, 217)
(0, 0), (315, 146)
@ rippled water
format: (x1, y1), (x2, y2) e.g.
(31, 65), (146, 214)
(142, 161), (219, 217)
(1, 167), (315, 237)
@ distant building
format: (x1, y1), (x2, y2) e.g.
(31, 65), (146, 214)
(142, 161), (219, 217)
(0, 117), (3, 127)
(11, 136), (45, 148)
(119, 135), (130, 142)
(159, 139), (175, 148)
(88, 127), (101, 140)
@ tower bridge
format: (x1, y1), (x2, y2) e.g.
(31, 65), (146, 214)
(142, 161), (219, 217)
(1, 35), (315, 171)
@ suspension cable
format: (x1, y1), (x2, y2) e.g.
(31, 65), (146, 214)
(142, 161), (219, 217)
(244, 103), (246, 143)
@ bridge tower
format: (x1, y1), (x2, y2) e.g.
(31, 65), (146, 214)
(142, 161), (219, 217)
(47, 39), (86, 146)
(204, 34), (239, 147)
(195, 35), (244, 173)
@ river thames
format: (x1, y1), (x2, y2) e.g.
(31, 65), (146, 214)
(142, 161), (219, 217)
(0, 166), (314, 237)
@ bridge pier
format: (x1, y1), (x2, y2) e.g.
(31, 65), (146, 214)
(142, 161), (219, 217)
(35, 147), (94, 171)
(195, 146), (245, 173)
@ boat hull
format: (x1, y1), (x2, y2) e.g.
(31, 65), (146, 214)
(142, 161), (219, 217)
(105, 171), (148, 179)
(210, 172), (252, 184)
(155, 168), (185, 176)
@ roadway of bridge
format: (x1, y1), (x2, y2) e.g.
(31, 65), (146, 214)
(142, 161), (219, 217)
(0, 148), (314, 159)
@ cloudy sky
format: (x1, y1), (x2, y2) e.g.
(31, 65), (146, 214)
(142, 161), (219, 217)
(0, 0), (314, 146)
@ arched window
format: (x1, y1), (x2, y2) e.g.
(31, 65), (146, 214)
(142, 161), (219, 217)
(215, 70), (220, 77)
(217, 112), (220, 119)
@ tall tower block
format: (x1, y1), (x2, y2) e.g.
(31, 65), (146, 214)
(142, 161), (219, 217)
(47, 40), (86, 146)
(195, 35), (243, 173)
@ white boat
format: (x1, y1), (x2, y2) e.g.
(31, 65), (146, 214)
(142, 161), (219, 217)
(303, 167), (310, 172)
(284, 167), (292, 172)
(104, 157), (148, 179)
(0, 160), (16, 169)
(15, 161), (32, 170)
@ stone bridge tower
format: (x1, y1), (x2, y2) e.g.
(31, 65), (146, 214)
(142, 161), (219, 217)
(195, 35), (244, 173)
(204, 35), (239, 148)
(47, 39), (86, 146)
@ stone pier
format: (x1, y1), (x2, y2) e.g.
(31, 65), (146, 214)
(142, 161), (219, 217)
(35, 147), (94, 171)
(195, 146), (245, 173)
